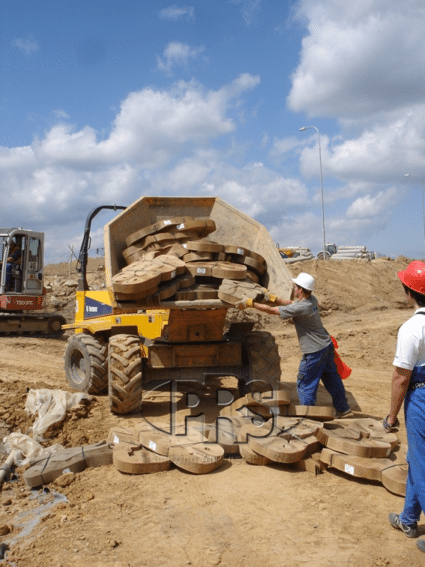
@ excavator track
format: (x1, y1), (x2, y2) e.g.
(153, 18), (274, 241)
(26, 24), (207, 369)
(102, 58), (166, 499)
(0, 312), (66, 337)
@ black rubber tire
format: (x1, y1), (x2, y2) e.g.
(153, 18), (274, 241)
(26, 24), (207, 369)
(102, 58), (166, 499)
(64, 333), (108, 394)
(317, 251), (331, 260)
(240, 331), (281, 395)
(108, 334), (143, 415)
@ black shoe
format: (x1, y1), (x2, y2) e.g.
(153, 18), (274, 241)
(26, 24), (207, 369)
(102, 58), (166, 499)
(388, 512), (418, 538)
(334, 408), (353, 419)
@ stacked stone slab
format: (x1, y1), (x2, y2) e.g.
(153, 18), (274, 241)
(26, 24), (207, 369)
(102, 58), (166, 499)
(316, 418), (407, 495)
(211, 403), (407, 496)
(112, 216), (269, 305)
(107, 422), (224, 475)
(21, 416), (407, 495)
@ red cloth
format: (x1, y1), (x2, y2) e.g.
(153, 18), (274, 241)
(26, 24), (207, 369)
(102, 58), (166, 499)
(330, 336), (352, 380)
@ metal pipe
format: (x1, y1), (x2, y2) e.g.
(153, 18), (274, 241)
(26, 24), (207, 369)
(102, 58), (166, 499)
(300, 126), (326, 260)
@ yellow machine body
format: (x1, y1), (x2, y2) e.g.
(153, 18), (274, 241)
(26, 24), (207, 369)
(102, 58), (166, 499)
(62, 289), (169, 347)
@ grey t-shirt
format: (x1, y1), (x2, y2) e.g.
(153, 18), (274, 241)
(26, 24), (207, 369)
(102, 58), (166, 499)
(278, 295), (331, 354)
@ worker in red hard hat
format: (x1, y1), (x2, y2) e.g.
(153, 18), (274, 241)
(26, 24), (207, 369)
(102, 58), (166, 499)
(237, 272), (351, 418)
(386, 261), (425, 553)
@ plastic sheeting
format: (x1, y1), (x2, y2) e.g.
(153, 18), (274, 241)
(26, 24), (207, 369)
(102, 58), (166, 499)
(3, 433), (63, 466)
(25, 389), (91, 442)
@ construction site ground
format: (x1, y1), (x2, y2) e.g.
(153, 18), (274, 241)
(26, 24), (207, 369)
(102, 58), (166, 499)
(0, 256), (423, 567)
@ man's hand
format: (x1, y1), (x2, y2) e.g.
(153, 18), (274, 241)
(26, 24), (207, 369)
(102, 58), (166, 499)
(236, 296), (253, 310)
(261, 288), (277, 303)
(383, 415), (400, 432)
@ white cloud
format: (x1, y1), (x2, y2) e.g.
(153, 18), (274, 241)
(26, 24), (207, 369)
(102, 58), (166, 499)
(100, 77), (254, 166)
(0, 74), (265, 262)
(53, 110), (70, 120)
(18, 74), (259, 175)
(298, 106), (425, 183)
(346, 187), (399, 219)
(229, 0), (262, 26)
(158, 5), (195, 21)
(11, 38), (39, 55)
(288, 0), (425, 119)
(270, 136), (302, 157)
(157, 42), (205, 73)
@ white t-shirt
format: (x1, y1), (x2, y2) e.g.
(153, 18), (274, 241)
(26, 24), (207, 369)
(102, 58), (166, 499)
(393, 308), (425, 370)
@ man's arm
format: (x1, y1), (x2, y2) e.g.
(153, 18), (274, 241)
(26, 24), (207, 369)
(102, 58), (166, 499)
(386, 366), (412, 426)
(245, 296), (294, 316)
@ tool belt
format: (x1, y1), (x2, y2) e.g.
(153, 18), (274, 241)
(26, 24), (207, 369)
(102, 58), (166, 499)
(409, 380), (425, 392)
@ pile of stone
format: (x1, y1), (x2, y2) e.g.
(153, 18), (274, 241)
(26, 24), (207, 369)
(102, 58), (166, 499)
(112, 216), (268, 305)
(210, 396), (407, 496)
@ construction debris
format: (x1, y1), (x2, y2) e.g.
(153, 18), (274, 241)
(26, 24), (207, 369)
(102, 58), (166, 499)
(330, 246), (373, 261)
(279, 246), (315, 263)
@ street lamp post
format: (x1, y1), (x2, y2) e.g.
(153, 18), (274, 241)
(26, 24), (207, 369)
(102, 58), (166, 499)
(300, 126), (327, 260)
(404, 173), (425, 259)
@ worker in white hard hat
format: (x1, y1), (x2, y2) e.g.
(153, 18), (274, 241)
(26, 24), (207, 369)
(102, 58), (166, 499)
(238, 272), (351, 418)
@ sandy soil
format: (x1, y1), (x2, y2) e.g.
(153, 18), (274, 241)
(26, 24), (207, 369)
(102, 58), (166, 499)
(1, 256), (424, 567)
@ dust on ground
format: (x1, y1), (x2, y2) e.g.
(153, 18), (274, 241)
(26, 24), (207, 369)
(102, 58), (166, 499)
(0, 256), (423, 567)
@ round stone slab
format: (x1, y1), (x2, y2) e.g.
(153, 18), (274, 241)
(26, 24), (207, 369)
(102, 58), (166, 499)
(113, 444), (171, 474)
(111, 270), (162, 295)
(169, 443), (224, 474)
(315, 422), (394, 458)
(125, 216), (195, 247)
(212, 261), (247, 280)
(248, 435), (309, 464)
(186, 240), (224, 253)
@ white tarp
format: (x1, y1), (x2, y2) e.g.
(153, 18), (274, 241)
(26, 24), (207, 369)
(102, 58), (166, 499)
(25, 389), (91, 442)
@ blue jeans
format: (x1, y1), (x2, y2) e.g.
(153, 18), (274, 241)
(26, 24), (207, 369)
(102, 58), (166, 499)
(399, 374), (425, 526)
(297, 343), (350, 412)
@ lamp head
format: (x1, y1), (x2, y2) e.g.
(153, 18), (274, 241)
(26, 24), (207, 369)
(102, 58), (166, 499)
(299, 127), (307, 131)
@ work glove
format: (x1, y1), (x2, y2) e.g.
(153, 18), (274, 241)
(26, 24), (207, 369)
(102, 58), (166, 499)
(261, 287), (277, 303)
(236, 296), (253, 310)
(383, 415), (400, 432)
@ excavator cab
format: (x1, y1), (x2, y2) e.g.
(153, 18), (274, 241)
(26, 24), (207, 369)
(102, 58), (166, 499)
(0, 229), (44, 296)
(0, 228), (65, 336)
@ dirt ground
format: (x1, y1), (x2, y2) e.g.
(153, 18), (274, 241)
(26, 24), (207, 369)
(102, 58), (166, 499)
(1, 256), (424, 567)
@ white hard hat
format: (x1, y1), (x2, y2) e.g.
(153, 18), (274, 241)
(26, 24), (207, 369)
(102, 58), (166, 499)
(292, 272), (315, 292)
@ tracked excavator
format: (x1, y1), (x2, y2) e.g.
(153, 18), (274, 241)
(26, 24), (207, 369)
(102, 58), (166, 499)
(0, 228), (66, 336)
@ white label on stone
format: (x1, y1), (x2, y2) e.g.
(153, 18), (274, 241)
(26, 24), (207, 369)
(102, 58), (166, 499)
(164, 220), (172, 225)
(197, 268), (206, 274)
(114, 435), (119, 444)
(177, 223), (185, 229)
(62, 468), (71, 474)
(149, 440), (157, 451)
(170, 271), (176, 278)
(344, 464), (355, 475)
(237, 248), (244, 255)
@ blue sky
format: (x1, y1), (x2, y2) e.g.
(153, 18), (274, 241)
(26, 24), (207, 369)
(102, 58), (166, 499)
(2, 0), (425, 263)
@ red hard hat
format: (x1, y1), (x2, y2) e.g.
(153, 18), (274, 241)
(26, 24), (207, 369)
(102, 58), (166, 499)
(397, 261), (425, 294)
